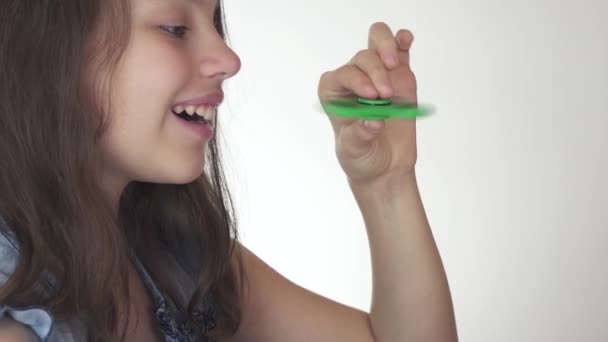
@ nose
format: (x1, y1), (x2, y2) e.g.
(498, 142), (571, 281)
(198, 36), (241, 81)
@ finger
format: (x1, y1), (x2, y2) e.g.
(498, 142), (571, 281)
(368, 22), (399, 70)
(348, 50), (393, 98)
(338, 119), (385, 160)
(396, 29), (414, 52)
(318, 64), (381, 135)
(318, 64), (379, 103)
(395, 29), (414, 65)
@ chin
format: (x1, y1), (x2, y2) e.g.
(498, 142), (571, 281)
(135, 153), (207, 185)
(169, 166), (205, 185)
(139, 163), (204, 186)
(180, 171), (204, 184)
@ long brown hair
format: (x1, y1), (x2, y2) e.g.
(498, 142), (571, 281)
(0, 0), (243, 340)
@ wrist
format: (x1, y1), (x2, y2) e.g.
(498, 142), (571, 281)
(348, 170), (418, 200)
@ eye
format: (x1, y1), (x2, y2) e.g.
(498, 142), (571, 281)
(160, 25), (189, 39)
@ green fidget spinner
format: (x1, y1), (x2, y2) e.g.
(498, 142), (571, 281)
(321, 97), (434, 120)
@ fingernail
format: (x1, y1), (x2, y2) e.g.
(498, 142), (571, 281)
(398, 35), (406, 47)
(398, 30), (412, 46)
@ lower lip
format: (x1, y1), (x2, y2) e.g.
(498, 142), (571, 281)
(173, 114), (213, 139)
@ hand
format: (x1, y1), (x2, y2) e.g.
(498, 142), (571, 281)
(318, 22), (419, 187)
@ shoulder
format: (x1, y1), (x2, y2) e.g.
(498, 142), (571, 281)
(0, 216), (54, 341)
(0, 317), (41, 342)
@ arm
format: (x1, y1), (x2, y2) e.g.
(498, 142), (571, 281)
(225, 243), (376, 342)
(224, 174), (456, 342)
(348, 174), (458, 341)
(0, 318), (40, 342)
(224, 21), (457, 342)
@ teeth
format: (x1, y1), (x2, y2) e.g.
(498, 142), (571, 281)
(195, 106), (215, 122)
(172, 104), (216, 126)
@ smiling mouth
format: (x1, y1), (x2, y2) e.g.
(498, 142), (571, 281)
(172, 109), (210, 125)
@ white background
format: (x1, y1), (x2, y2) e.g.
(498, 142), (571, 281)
(216, 0), (608, 341)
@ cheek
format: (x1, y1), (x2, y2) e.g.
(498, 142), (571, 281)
(102, 40), (190, 144)
(97, 35), (202, 181)
(113, 36), (191, 115)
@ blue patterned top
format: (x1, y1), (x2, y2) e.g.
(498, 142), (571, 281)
(131, 249), (218, 342)
(0, 216), (219, 341)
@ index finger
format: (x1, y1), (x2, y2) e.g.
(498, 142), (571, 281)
(368, 22), (399, 69)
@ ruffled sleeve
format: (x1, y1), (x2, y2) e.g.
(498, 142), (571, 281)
(0, 227), (54, 341)
(0, 305), (52, 340)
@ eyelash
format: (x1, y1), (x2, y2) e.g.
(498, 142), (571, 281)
(160, 25), (189, 39)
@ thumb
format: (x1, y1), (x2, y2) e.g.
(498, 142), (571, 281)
(338, 120), (385, 159)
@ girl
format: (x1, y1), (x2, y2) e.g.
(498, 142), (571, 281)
(0, 0), (458, 341)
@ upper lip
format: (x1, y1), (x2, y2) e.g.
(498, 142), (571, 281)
(174, 90), (224, 107)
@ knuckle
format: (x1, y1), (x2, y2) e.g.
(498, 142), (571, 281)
(351, 49), (375, 65)
(354, 73), (371, 87)
(319, 70), (331, 82)
(370, 65), (387, 78)
(337, 64), (354, 75)
(353, 49), (368, 61)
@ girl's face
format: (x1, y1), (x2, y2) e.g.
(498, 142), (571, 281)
(99, 0), (240, 200)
